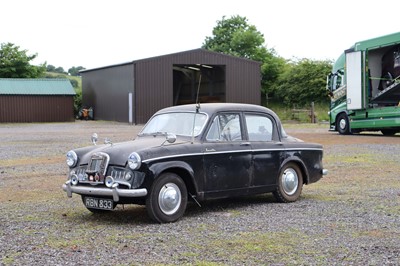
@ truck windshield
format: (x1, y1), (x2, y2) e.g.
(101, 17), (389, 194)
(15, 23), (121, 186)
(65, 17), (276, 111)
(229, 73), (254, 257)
(327, 70), (344, 92)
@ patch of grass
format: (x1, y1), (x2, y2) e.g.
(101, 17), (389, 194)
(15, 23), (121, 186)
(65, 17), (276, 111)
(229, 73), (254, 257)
(266, 102), (329, 123)
(197, 230), (328, 264)
(2, 251), (20, 265)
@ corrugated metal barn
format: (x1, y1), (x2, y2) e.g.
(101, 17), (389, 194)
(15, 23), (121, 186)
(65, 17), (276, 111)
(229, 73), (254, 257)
(0, 79), (76, 122)
(81, 48), (262, 124)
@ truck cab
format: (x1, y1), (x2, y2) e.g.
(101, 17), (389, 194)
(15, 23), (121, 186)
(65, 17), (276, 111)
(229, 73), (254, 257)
(327, 32), (400, 135)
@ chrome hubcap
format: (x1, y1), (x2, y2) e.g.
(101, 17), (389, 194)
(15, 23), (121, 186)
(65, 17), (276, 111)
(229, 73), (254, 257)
(158, 183), (181, 215)
(339, 118), (347, 130)
(282, 168), (298, 195)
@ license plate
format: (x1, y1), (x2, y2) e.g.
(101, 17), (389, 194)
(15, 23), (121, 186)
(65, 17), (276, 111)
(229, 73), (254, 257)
(84, 197), (114, 210)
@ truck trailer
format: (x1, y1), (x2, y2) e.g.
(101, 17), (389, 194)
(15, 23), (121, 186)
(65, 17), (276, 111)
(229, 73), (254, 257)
(327, 32), (400, 135)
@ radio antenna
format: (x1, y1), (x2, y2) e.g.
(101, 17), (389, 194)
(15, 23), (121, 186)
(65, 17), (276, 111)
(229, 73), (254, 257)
(191, 73), (202, 144)
(195, 73), (202, 105)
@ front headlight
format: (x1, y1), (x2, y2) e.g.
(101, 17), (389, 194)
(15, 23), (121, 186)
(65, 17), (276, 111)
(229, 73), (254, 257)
(127, 152), (141, 170)
(66, 150), (78, 167)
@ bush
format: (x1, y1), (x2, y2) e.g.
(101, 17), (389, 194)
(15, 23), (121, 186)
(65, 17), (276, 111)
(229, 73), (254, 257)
(74, 89), (82, 117)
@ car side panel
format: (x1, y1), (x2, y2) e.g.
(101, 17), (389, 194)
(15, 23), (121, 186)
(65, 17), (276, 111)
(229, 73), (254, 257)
(202, 142), (252, 196)
(250, 142), (285, 187)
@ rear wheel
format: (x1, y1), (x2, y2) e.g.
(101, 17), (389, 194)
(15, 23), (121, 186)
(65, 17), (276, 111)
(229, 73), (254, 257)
(146, 172), (187, 223)
(337, 113), (351, 135)
(273, 163), (303, 203)
(381, 129), (398, 136)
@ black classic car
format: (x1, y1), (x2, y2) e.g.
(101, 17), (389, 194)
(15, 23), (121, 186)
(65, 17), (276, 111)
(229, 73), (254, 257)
(63, 103), (327, 223)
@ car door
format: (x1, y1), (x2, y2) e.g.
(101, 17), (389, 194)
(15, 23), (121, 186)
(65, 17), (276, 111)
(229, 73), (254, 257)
(244, 113), (284, 188)
(202, 113), (252, 197)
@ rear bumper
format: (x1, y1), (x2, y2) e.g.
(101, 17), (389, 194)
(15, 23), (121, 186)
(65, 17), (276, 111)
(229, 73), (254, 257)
(62, 181), (147, 202)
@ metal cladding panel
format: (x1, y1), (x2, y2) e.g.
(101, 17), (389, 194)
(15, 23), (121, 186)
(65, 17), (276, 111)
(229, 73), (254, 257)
(0, 95), (74, 122)
(135, 59), (173, 124)
(0, 78), (76, 95)
(226, 59), (261, 104)
(82, 49), (261, 124)
(134, 49), (261, 124)
(82, 64), (134, 122)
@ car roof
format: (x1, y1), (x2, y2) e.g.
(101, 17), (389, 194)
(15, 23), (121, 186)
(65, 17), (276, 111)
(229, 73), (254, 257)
(155, 103), (276, 117)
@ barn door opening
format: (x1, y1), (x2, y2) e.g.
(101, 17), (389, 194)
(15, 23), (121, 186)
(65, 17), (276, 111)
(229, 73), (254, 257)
(173, 64), (226, 105)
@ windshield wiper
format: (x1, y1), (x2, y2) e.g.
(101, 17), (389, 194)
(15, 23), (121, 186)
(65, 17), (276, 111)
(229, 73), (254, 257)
(139, 131), (168, 137)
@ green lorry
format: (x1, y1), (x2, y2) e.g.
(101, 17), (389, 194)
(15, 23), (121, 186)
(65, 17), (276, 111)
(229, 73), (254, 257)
(327, 32), (400, 135)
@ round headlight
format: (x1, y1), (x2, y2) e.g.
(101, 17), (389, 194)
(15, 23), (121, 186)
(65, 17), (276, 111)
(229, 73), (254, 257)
(127, 152), (141, 170)
(66, 150), (78, 167)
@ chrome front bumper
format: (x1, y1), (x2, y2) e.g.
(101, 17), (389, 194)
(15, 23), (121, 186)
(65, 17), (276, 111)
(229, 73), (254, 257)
(62, 181), (147, 202)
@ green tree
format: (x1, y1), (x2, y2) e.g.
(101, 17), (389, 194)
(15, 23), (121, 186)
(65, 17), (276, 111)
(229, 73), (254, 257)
(68, 66), (86, 76)
(274, 58), (332, 106)
(55, 66), (66, 74)
(46, 64), (56, 72)
(0, 42), (46, 78)
(202, 15), (284, 95)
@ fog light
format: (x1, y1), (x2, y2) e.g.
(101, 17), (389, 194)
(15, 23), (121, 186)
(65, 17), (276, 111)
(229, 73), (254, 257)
(105, 176), (114, 188)
(71, 174), (79, 186)
(125, 172), (133, 181)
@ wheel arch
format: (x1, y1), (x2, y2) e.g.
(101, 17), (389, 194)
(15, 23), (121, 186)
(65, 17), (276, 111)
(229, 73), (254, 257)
(280, 156), (310, 184)
(334, 111), (349, 130)
(148, 161), (198, 197)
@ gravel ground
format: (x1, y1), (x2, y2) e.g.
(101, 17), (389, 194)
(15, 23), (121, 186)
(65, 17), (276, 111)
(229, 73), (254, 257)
(0, 121), (399, 265)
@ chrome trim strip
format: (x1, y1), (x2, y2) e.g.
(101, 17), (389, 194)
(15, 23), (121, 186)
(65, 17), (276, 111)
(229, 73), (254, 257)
(142, 147), (323, 163)
(62, 182), (147, 202)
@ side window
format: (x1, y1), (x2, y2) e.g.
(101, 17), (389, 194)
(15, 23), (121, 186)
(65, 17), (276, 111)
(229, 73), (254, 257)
(245, 114), (273, 141)
(206, 113), (242, 141)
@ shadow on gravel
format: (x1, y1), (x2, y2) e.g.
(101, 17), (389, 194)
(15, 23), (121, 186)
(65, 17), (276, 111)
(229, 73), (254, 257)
(62, 193), (279, 224)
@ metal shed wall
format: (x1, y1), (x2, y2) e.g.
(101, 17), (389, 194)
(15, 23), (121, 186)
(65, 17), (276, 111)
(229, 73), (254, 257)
(0, 95), (74, 122)
(82, 49), (261, 124)
(134, 49), (261, 124)
(82, 63), (134, 122)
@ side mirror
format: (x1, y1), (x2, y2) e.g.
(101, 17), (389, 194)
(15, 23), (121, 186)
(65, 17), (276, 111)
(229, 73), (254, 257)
(166, 133), (177, 144)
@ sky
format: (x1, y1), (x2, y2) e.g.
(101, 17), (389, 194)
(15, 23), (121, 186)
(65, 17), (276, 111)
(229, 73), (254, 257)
(1, 0), (400, 71)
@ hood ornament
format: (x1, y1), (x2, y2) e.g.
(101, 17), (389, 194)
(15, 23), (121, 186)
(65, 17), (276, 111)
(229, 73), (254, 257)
(91, 133), (113, 146)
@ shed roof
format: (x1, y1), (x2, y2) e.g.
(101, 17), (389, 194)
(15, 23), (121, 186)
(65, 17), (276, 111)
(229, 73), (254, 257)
(80, 48), (261, 73)
(0, 79), (76, 95)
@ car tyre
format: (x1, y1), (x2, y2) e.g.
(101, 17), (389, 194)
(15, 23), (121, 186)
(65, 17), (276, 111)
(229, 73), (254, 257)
(146, 172), (187, 223)
(337, 113), (351, 135)
(273, 163), (303, 203)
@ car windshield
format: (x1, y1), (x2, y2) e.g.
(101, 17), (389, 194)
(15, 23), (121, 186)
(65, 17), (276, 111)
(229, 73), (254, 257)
(140, 112), (207, 137)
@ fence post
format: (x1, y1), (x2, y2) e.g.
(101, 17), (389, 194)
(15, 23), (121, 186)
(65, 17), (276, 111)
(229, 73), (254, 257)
(311, 102), (315, 123)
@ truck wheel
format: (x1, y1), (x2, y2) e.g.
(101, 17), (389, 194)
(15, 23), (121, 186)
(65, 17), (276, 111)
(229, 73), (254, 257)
(146, 173), (187, 223)
(337, 113), (351, 135)
(273, 163), (303, 203)
(381, 129), (397, 136)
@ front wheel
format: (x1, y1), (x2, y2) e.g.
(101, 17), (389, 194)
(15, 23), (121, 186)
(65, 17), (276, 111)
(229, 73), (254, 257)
(273, 163), (303, 203)
(337, 113), (351, 135)
(146, 172), (187, 223)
